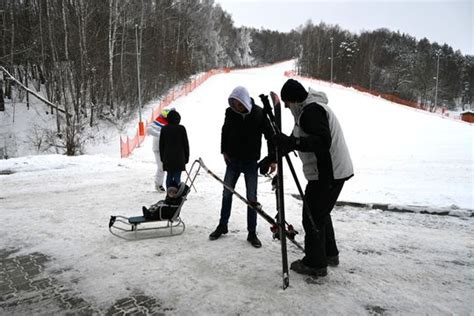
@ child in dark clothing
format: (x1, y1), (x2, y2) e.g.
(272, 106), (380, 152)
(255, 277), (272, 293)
(142, 183), (190, 220)
(159, 109), (190, 188)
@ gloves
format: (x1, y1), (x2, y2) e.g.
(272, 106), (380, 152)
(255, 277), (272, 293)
(272, 133), (297, 156)
(258, 155), (276, 175)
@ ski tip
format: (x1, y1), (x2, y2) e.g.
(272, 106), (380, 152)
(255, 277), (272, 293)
(270, 91), (281, 102)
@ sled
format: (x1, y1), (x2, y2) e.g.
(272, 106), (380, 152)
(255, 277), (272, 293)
(109, 160), (201, 240)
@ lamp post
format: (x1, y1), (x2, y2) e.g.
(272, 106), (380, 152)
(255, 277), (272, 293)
(0, 9), (7, 109)
(330, 37), (334, 83)
(135, 24), (144, 137)
(433, 51), (440, 110)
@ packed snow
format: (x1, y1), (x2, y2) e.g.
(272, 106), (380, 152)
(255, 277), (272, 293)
(0, 61), (472, 314)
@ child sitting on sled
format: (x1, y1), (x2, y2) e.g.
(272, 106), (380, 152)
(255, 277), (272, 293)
(142, 182), (190, 221)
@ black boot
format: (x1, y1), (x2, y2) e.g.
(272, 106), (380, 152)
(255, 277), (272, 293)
(247, 232), (262, 248)
(209, 224), (228, 240)
(290, 260), (327, 277)
(142, 206), (150, 219)
(327, 255), (339, 267)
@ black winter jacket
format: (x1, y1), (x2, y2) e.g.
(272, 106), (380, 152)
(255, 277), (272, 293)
(221, 100), (274, 161)
(160, 124), (190, 172)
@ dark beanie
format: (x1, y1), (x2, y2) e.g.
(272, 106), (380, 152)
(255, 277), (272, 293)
(280, 79), (308, 103)
(167, 110), (181, 125)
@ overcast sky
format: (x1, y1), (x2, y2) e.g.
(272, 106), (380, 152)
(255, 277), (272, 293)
(215, 0), (473, 55)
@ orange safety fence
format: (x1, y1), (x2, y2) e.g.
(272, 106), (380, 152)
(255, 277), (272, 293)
(120, 68), (226, 158)
(120, 60), (291, 158)
(284, 71), (469, 123)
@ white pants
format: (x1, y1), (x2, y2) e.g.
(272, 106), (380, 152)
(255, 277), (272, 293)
(153, 151), (165, 186)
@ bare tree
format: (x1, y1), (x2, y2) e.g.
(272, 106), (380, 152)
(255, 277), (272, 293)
(107, 0), (119, 114)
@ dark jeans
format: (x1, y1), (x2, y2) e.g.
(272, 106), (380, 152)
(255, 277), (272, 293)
(219, 159), (258, 232)
(166, 170), (182, 189)
(302, 180), (344, 268)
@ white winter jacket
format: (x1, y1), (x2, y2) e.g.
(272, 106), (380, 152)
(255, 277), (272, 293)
(291, 88), (354, 182)
(147, 122), (163, 153)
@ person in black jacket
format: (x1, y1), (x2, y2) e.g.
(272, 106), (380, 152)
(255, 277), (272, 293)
(209, 86), (276, 248)
(274, 79), (354, 277)
(159, 109), (190, 189)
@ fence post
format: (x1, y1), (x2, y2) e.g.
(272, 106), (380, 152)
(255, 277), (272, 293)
(138, 121), (145, 136)
(127, 137), (131, 157)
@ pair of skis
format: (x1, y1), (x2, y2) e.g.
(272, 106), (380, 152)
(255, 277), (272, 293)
(259, 92), (319, 289)
(260, 92), (291, 289)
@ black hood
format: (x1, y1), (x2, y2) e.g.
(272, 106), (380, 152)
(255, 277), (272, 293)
(167, 110), (181, 125)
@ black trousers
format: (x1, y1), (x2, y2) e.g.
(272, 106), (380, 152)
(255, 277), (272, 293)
(302, 180), (344, 268)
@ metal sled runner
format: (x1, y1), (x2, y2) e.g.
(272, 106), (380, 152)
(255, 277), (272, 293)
(108, 160), (201, 240)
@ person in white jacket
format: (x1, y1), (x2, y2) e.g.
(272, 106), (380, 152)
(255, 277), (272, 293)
(147, 109), (171, 192)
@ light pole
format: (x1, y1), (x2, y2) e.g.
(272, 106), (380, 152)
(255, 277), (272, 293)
(434, 51), (440, 110)
(0, 10), (7, 110)
(330, 37), (334, 83)
(135, 24), (144, 137)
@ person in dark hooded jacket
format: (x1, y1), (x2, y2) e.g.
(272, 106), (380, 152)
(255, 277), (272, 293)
(159, 109), (190, 189)
(209, 86), (276, 248)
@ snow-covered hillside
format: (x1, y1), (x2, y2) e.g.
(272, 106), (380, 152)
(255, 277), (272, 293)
(0, 61), (472, 315)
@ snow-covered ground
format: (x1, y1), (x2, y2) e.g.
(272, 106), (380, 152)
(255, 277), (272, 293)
(0, 61), (472, 314)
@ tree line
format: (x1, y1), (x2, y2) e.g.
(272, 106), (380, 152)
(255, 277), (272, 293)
(1, 1), (471, 156)
(296, 21), (473, 111)
(0, 0), (296, 154)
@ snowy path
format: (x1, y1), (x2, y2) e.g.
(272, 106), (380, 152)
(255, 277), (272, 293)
(1, 154), (472, 314)
(1, 61), (473, 314)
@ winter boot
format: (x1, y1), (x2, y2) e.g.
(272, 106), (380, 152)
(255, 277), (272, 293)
(209, 224), (228, 240)
(155, 183), (166, 192)
(290, 260), (327, 277)
(327, 255), (339, 267)
(142, 206), (151, 219)
(247, 232), (262, 248)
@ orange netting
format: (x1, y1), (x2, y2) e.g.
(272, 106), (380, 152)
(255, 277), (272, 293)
(120, 69), (226, 158)
(122, 61), (469, 158)
(284, 71), (468, 123)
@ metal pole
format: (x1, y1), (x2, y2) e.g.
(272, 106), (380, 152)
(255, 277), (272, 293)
(330, 37), (334, 83)
(0, 10), (4, 112)
(135, 24), (145, 138)
(135, 24), (142, 122)
(434, 52), (440, 109)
